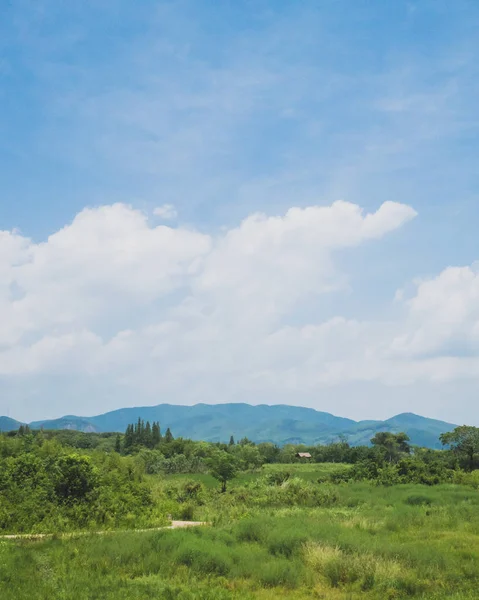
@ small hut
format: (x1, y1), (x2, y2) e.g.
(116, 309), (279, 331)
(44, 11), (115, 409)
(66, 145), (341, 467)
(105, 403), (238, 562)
(296, 452), (312, 459)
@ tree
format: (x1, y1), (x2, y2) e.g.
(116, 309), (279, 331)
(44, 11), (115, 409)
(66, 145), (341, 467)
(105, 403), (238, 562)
(124, 424), (134, 450)
(152, 422), (161, 446)
(145, 421), (152, 448)
(164, 427), (174, 444)
(115, 434), (122, 454)
(53, 454), (98, 503)
(371, 432), (410, 463)
(238, 437), (254, 446)
(229, 435), (235, 446)
(440, 426), (479, 472)
(208, 451), (238, 492)
(257, 442), (281, 464)
(231, 443), (263, 471)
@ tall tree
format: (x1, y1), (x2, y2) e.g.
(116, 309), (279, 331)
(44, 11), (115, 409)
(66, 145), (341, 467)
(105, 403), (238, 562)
(115, 434), (122, 453)
(238, 437), (254, 447)
(152, 422), (161, 446)
(145, 421), (152, 448)
(440, 426), (479, 471)
(124, 424), (134, 450)
(371, 432), (410, 463)
(164, 427), (174, 443)
(208, 451), (238, 492)
(229, 435), (235, 446)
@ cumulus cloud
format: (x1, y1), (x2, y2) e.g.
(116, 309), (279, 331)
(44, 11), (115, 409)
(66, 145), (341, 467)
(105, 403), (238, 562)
(391, 265), (479, 358)
(0, 204), (211, 348)
(0, 199), (413, 373)
(6, 198), (479, 420)
(153, 204), (178, 220)
(193, 201), (417, 326)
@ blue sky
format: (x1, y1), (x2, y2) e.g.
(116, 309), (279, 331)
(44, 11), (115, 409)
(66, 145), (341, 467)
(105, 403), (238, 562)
(1, 0), (479, 423)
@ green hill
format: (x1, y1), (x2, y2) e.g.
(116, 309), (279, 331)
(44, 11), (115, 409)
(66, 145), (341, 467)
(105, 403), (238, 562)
(0, 416), (23, 432)
(2, 404), (457, 448)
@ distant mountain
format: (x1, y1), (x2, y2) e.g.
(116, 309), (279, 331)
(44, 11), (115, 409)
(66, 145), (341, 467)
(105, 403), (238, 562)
(0, 416), (23, 432)
(29, 416), (100, 433)
(340, 413), (456, 449)
(0, 404), (457, 448)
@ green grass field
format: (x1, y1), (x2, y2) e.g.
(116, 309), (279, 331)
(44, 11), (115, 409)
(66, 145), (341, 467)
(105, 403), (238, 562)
(158, 462), (351, 489)
(2, 463), (479, 599)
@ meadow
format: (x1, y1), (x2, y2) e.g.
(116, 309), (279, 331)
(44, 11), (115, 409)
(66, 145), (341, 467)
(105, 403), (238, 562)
(2, 463), (479, 599)
(159, 462), (351, 489)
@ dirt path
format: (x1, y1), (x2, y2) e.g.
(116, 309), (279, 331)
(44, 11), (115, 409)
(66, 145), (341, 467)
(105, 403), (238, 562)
(0, 521), (208, 541)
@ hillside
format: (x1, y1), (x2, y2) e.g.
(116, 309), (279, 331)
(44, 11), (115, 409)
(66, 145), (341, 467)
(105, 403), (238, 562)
(3, 404), (457, 448)
(0, 416), (23, 432)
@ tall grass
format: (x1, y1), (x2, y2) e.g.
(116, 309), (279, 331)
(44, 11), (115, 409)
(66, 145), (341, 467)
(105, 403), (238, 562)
(2, 476), (479, 599)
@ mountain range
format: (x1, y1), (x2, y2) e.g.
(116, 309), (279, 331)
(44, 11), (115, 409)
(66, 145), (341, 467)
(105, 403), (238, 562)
(0, 403), (457, 448)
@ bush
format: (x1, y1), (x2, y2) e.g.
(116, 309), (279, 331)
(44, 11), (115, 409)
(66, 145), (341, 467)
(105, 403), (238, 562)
(0, 448), (158, 533)
(175, 543), (231, 576)
(267, 530), (308, 558)
(178, 502), (195, 520)
(453, 470), (479, 489)
(404, 494), (433, 506)
(258, 559), (301, 588)
(350, 459), (381, 481)
(265, 469), (291, 486)
(236, 518), (270, 543)
(257, 477), (339, 507)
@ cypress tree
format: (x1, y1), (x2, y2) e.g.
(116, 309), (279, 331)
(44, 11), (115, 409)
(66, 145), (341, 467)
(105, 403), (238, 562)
(124, 424), (134, 450)
(145, 421), (152, 448)
(164, 427), (174, 443)
(152, 422), (161, 446)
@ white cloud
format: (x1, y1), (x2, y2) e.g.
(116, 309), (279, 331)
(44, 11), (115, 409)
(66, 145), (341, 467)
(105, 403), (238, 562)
(153, 204), (178, 220)
(2, 197), (479, 422)
(0, 200), (412, 373)
(193, 201), (416, 327)
(0, 204), (211, 348)
(391, 265), (479, 358)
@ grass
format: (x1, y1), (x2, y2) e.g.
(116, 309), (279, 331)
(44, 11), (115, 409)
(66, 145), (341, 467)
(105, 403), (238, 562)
(2, 465), (479, 599)
(157, 462), (351, 489)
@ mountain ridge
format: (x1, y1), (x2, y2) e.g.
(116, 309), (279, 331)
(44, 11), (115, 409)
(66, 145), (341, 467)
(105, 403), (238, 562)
(0, 404), (457, 448)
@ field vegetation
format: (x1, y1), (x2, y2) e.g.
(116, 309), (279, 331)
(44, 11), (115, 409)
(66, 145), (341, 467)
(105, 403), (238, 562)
(1, 423), (479, 598)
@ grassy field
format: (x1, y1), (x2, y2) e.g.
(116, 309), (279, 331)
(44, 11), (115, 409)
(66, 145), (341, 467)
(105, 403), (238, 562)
(2, 464), (479, 599)
(158, 462), (351, 489)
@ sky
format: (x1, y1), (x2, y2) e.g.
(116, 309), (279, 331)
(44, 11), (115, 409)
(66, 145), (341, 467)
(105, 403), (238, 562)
(1, 0), (479, 424)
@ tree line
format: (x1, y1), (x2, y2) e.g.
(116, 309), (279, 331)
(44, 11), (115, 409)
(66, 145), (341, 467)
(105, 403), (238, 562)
(2, 422), (478, 497)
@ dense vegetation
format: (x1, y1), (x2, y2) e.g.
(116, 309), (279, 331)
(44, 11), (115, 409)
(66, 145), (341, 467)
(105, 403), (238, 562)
(1, 423), (479, 598)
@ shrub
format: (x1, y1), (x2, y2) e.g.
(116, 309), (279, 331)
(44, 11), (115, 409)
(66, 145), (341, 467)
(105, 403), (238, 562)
(261, 477), (339, 507)
(174, 543), (231, 576)
(267, 530), (308, 558)
(258, 559), (301, 588)
(265, 469), (291, 486)
(178, 502), (195, 520)
(453, 470), (479, 489)
(397, 457), (454, 485)
(404, 494), (433, 506)
(235, 518), (270, 543)
(350, 459), (381, 481)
